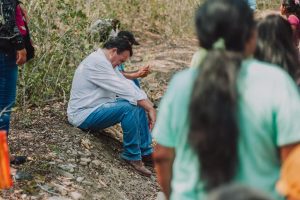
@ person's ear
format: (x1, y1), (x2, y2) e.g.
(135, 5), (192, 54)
(111, 48), (118, 55)
(244, 29), (257, 57)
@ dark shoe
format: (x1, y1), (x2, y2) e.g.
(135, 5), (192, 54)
(10, 156), (27, 165)
(125, 159), (152, 177)
(142, 154), (154, 167)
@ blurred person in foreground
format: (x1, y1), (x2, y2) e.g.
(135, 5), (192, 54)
(153, 0), (300, 199)
(254, 14), (300, 88)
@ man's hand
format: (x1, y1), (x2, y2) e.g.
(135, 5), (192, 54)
(137, 99), (156, 130)
(16, 48), (27, 65)
(147, 107), (156, 131)
(137, 65), (150, 78)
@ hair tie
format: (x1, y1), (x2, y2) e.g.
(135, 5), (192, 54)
(213, 38), (225, 50)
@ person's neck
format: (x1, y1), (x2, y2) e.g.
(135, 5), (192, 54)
(102, 49), (110, 60)
(102, 48), (116, 68)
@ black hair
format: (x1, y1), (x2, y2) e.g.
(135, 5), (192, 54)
(255, 14), (300, 80)
(117, 31), (140, 45)
(189, 0), (254, 191)
(103, 37), (133, 56)
(207, 184), (273, 200)
(282, 0), (300, 18)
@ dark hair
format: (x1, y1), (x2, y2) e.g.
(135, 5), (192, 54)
(189, 0), (254, 191)
(117, 31), (140, 45)
(207, 184), (273, 200)
(282, 0), (300, 18)
(255, 15), (300, 80)
(103, 37), (133, 56)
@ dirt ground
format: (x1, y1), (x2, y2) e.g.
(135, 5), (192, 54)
(0, 37), (198, 200)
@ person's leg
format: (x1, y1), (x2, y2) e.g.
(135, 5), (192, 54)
(0, 54), (26, 165)
(138, 107), (153, 156)
(79, 99), (142, 160)
(0, 54), (18, 135)
(133, 79), (140, 88)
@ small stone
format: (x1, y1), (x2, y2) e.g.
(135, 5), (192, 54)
(76, 177), (84, 183)
(72, 150), (78, 155)
(91, 160), (101, 166)
(52, 183), (68, 196)
(80, 158), (91, 162)
(49, 161), (56, 165)
(79, 161), (87, 166)
(68, 159), (76, 162)
(79, 158), (91, 166)
(47, 197), (71, 200)
(21, 194), (27, 199)
(69, 191), (83, 200)
(56, 169), (74, 179)
(82, 180), (93, 186)
(58, 164), (76, 173)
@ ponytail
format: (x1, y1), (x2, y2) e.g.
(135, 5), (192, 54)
(189, 50), (243, 190)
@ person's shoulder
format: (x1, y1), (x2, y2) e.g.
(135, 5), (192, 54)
(243, 58), (291, 81)
(83, 49), (110, 66)
(168, 68), (197, 89)
(170, 68), (198, 87)
(164, 68), (198, 100)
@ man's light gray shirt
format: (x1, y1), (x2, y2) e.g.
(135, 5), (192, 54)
(67, 49), (147, 127)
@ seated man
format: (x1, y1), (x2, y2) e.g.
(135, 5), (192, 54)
(67, 37), (156, 177)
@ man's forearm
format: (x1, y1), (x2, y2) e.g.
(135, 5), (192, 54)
(122, 71), (139, 80)
(137, 99), (154, 111)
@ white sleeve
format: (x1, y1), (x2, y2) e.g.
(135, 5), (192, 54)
(87, 62), (141, 105)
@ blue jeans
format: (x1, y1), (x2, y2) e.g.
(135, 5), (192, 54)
(247, 0), (256, 10)
(79, 99), (153, 160)
(0, 53), (18, 134)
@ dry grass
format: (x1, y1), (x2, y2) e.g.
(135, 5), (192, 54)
(18, 0), (282, 106)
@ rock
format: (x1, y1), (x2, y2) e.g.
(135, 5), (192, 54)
(79, 158), (91, 166)
(56, 169), (74, 179)
(84, 151), (92, 157)
(76, 177), (84, 183)
(82, 180), (93, 186)
(21, 194), (27, 199)
(71, 150), (78, 155)
(91, 160), (101, 166)
(69, 191), (83, 200)
(81, 138), (92, 149)
(52, 183), (68, 196)
(58, 164), (76, 173)
(47, 197), (71, 200)
(81, 158), (91, 162)
(15, 171), (33, 181)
